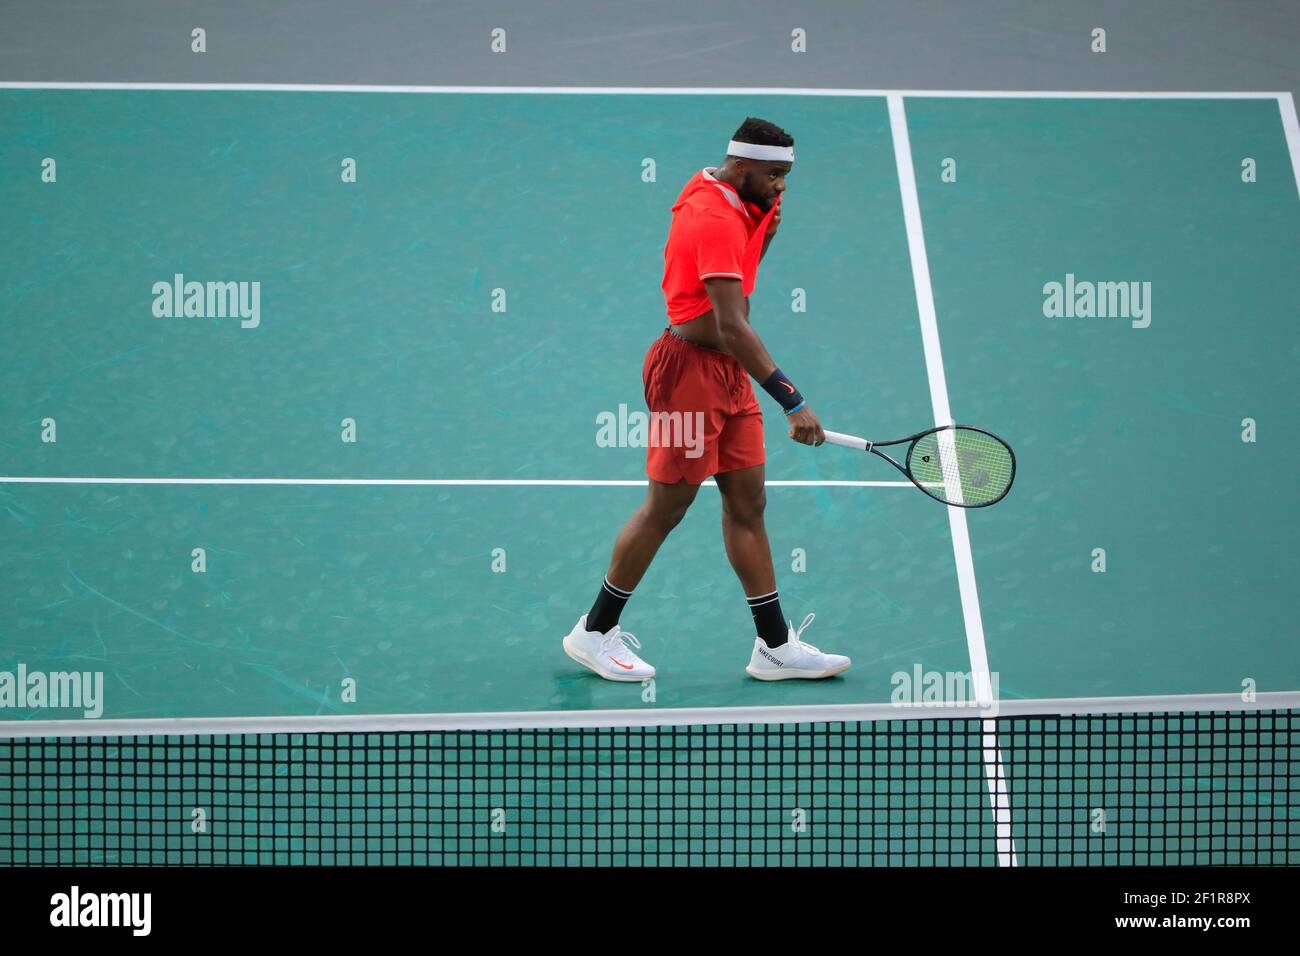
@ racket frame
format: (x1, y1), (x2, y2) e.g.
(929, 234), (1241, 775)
(822, 424), (1016, 508)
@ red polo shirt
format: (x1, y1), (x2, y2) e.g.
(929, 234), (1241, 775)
(661, 167), (780, 324)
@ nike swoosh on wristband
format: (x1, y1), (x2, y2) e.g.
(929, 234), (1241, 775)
(781, 382), (795, 393)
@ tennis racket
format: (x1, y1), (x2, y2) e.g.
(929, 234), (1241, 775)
(823, 425), (1016, 508)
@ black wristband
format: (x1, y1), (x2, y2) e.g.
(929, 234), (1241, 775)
(760, 368), (805, 414)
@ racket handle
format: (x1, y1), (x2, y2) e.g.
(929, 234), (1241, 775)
(823, 430), (871, 451)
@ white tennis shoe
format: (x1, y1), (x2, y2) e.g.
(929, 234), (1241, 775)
(745, 613), (850, 680)
(563, 614), (655, 682)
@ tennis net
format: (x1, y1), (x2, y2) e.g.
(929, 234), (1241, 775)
(1, 709), (1296, 866)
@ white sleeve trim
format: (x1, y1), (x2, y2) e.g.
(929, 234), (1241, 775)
(699, 272), (743, 280)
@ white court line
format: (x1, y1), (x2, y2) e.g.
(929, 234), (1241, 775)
(2, 691), (1296, 740)
(0, 476), (912, 488)
(1280, 93), (1300, 202)
(887, 94), (1015, 866)
(0, 82), (1288, 98)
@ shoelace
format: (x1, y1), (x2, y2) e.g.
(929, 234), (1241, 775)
(788, 612), (819, 653)
(599, 628), (642, 662)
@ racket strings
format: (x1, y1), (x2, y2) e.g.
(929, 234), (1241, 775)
(909, 428), (1014, 506)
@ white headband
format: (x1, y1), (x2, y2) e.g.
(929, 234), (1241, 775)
(726, 139), (794, 163)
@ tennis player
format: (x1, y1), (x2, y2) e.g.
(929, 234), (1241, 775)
(564, 117), (851, 683)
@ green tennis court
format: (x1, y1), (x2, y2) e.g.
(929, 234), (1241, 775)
(1, 87), (1297, 865)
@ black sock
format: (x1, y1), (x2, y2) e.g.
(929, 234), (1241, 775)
(748, 590), (788, 647)
(587, 576), (633, 634)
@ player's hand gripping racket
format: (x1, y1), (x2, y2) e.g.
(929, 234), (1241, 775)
(823, 425), (1016, 508)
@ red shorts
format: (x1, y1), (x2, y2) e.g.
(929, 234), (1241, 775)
(641, 327), (765, 485)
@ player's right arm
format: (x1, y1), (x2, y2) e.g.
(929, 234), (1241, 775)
(704, 277), (824, 446)
(703, 276), (774, 381)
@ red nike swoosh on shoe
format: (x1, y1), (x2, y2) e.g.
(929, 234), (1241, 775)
(607, 657), (634, 670)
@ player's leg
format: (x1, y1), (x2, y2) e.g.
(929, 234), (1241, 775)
(598, 476), (702, 616)
(562, 328), (719, 681)
(563, 478), (702, 682)
(715, 394), (850, 681)
(713, 463), (783, 643)
(590, 477), (702, 632)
